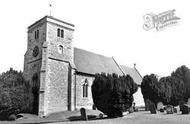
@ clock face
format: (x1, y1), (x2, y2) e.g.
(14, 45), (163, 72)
(33, 46), (39, 57)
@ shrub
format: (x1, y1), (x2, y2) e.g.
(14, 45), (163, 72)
(0, 68), (30, 120)
(171, 65), (190, 101)
(141, 65), (189, 107)
(91, 73), (138, 117)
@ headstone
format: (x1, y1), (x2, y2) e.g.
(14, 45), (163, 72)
(180, 104), (189, 114)
(99, 113), (103, 118)
(149, 102), (156, 114)
(80, 108), (88, 121)
(166, 105), (174, 114)
(92, 104), (96, 110)
(175, 106), (181, 114)
(187, 98), (190, 105)
(160, 108), (164, 112)
(145, 99), (151, 111)
(173, 108), (177, 113)
(8, 114), (17, 121)
(157, 102), (164, 111)
(128, 107), (134, 113)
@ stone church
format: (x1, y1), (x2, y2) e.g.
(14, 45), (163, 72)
(23, 16), (143, 117)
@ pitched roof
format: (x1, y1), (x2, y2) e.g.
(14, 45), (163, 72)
(120, 65), (142, 85)
(74, 47), (123, 75)
(74, 47), (142, 85)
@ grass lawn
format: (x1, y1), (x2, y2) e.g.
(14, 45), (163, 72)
(1, 110), (190, 124)
(53, 111), (190, 124)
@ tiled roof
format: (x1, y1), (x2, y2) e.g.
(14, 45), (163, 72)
(120, 65), (142, 85)
(74, 47), (123, 75)
(74, 47), (142, 85)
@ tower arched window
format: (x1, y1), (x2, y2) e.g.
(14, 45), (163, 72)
(61, 29), (64, 38)
(83, 79), (88, 97)
(57, 28), (60, 37)
(34, 30), (39, 39)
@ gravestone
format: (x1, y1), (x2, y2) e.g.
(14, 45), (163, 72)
(173, 108), (177, 113)
(99, 113), (103, 118)
(8, 114), (17, 121)
(166, 105), (174, 114)
(187, 98), (190, 105)
(160, 108), (164, 112)
(145, 99), (151, 111)
(149, 102), (156, 114)
(187, 98), (190, 112)
(157, 102), (164, 111)
(128, 107), (134, 113)
(180, 104), (189, 114)
(80, 108), (88, 121)
(175, 106), (181, 114)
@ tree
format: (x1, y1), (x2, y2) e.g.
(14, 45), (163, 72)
(171, 65), (190, 101)
(141, 74), (159, 104)
(0, 68), (30, 120)
(91, 73), (138, 117)
(141, 66), (189, 107)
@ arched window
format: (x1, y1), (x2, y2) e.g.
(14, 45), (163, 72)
(34, 30), (39, 39)
(57, 28), (60, 37)
(83, 79), (88, 97)
(61, 29), (64, 38)
(58, 45), (63, 54)
(36, 30), (39, 39)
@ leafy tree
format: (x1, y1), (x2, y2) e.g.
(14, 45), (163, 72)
(141, 74), (159, 104)
(91, 73), (138, 117)
(0, 68), (30, 120)
(141, 65), (189, 107)
(171, 65), (190, 101)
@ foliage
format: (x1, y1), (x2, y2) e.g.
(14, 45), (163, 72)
(171, 65), (190, 100)
(91, 73), (138, 117)
(141, 65), (190, 107)
(0, 68), (30, 120)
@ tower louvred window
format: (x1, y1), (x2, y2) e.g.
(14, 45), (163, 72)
(34, 30), (39, 39)
(57, 28), (60, 37)
(61, 29), (64, 38)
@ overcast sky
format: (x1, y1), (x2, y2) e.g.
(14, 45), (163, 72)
(0, 0), (189, 77)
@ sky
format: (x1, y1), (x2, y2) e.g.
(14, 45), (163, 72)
(0, 0), (189, 77)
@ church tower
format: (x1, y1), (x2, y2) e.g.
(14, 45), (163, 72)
(23, 16), (75, 116)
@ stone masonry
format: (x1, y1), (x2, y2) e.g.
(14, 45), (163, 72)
(23, 16), (143, 117)
(24, 16), (75, 116)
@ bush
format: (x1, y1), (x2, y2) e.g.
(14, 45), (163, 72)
(171, 65), (190, 101)
(0, 68), (30, 120)
(141, 65), (190, 107)
(91, 73), (138, 117)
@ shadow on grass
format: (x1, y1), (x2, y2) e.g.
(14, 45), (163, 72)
(68, 115), (113, 121)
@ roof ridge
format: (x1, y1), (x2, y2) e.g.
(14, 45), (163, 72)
(112, 57), (125, 75)
(134, 67), (143, 79)
(74, 47), (112, 59)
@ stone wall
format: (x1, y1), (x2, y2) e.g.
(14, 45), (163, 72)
(46, 22), (74, 63)
(43, 18), (75, 115)
(23, 22), (46, 82)
(75, 74), (94, 109)
(45, 59), (69, 114)
(23, 21), (47, 114)
(133, 87), (145, 107)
